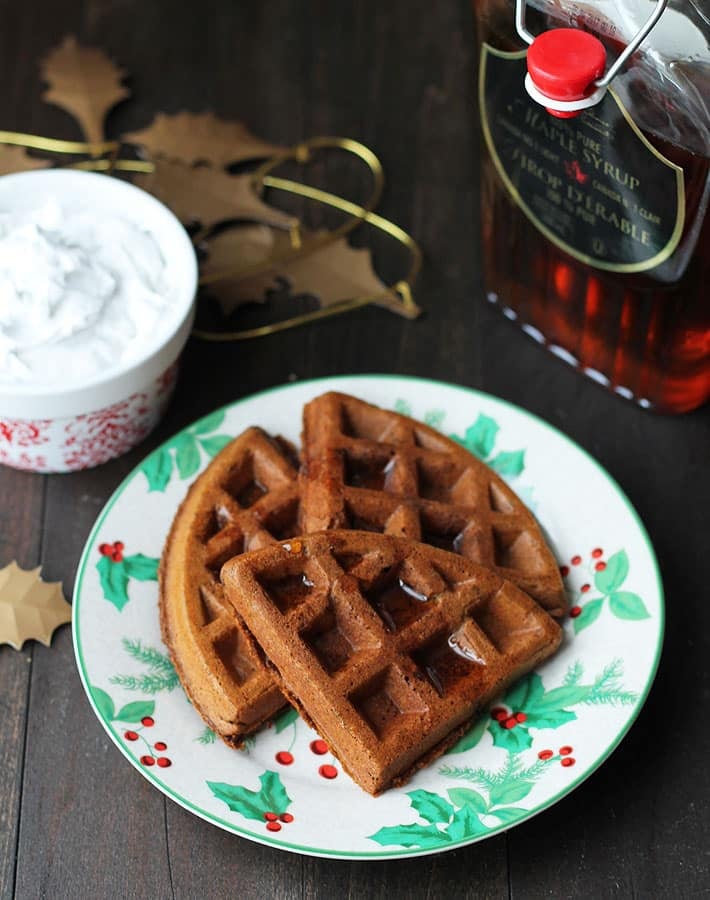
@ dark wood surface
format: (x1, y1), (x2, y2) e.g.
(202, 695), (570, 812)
(1, 1), (708, 897)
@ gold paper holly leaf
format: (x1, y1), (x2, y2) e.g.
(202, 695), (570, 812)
(40, 35), (129, 144)
(0, 562), (71, 650)
(203, 227), (420, 318)
(0, 146), (51, 176)
(124, 112), (283, 166)
(135, 158), (295, 232)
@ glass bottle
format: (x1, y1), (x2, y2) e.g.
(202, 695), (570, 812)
(473, 0), (709, 412)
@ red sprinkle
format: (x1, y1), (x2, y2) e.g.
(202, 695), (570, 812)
(140, 755), (155, 766)
(559, 745), (573, 756)
(264, 812), (278, 822)
(561, 757), (576, 767)
(319, 764), (338, 779)
(571, 555), (582, 566)
(591, 548), (603, 558)
(595, 561), (607, 571)
(538, 749), (554, 760)
(266, 821), (282, 832)
(569, 606), (582, 618)
(280, 813), (294, 823)
(310, 740), (329, 755)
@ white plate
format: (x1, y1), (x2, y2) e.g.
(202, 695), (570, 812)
(73, 375), (663, 859)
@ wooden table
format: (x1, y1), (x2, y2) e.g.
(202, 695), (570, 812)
(1, 1), (708, 897)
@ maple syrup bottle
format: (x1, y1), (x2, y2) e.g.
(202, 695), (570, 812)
(473, 0), (710, 412)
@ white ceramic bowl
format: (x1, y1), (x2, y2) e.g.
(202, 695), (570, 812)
(0, 170), (197, 473)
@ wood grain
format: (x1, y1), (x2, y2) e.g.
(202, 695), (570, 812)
(0, 0), (708, 897)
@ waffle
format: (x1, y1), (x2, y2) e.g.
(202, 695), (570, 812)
(300, 392), (567, 617)
(159, 427), (301, 746)
(221, 531), (562, 795)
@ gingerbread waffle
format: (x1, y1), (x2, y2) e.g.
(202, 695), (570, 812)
(159, 427), (301, 746)
(300, 392), (567, 617)
(221, 531), (562, 795)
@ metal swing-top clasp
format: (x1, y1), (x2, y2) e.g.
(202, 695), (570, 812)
(515, 0), (669, 117)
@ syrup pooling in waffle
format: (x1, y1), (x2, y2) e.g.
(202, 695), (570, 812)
(300, 392), (567, 617)
(159, 427), (300, 746)
(221, 532), (562, 795)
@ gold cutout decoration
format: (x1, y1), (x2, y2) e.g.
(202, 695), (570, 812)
(124, 112), (284, 167)
(0, 562), (71, 650)
(40, 35), (129, 145)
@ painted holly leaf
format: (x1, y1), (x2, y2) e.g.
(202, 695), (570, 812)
(446, 713), (489, 754)
(199, 435), (233, 458)
(394, 398), (413, 417)
(96, 556), (129, 612)
(141, 448), (173, 492)
(489, 806), (529, 824)
(489, 449), (525, 477)
(116, 700), (155, 723)
(573, 597), (604, 633)
(446, 805), (488, 840)
(123, 554), (159, 582)
(208, 771), (292, 822)
(531, 685), (591, 710)
(174, 434), (201, 480)
(124, 112), (283, 167)
(609, 590), (650, 621)
(489, 779), (534, 807)
(450, 414), (498, 459)
(274, 707), (299, 734)
(408, 789), (455, 825)
(488, 721), (533, 752)
(0, 146), (50, 176)
(523, 708), (577, 729)
(39, 35), (129, 144)
(135, 159), (294, 232)
(90, 686), (115, 721)
(503, 672), (545, 711)
(447, 787), (488, 815)
(368, 824), (450, 849)
(191, 409), (226, 435)
(595, 550), (629, 594)
(424, 409), (445, 430)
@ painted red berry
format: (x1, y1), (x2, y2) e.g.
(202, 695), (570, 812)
(580, 583), (591, 593)
(490, 706), (507, 719)
(569, 606), (582, 618)
(264, 812), (278, 822)
(154, 741), (167, 751)
(276, 751), (294, 765)
(595, 561), (606, 572)
(99, 543), (112, 556)
(157, 757), (172, 768)
(114, 541), (125, 552)
(111, 549), (124, 562)
(515, 711), (527, 723)
(319, 764), (338, 779)
(266, 821), (282, 832)
(559, 745), (573, 755)
(559, 565), (569, 577)
(280, 813), (294, 823)
(538, 749), (554, 760)
(571, 555), (582, 566)
(503, 717), (517, 729)
(591, 548), (603, 558)
(561, 757), (576, 767)
(141, 716), (154, 727)
(310, 739), (329, 755)
(140, 755), (155, 766)
(124, 730), (138, 741)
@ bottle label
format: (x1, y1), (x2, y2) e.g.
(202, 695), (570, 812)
(480, 45), (685, 272)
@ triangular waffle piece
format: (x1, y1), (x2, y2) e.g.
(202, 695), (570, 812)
(221, 531), (562, 794)
(300, 392), (567, 616)
(160, 427), (300, 745)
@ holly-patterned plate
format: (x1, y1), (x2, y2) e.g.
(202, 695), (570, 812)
(72, 375), (663, 859)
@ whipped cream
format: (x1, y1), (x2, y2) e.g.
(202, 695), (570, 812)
(0, 200), (177, 387)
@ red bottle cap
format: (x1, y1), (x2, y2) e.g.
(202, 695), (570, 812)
(527, 29), (607, 118)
